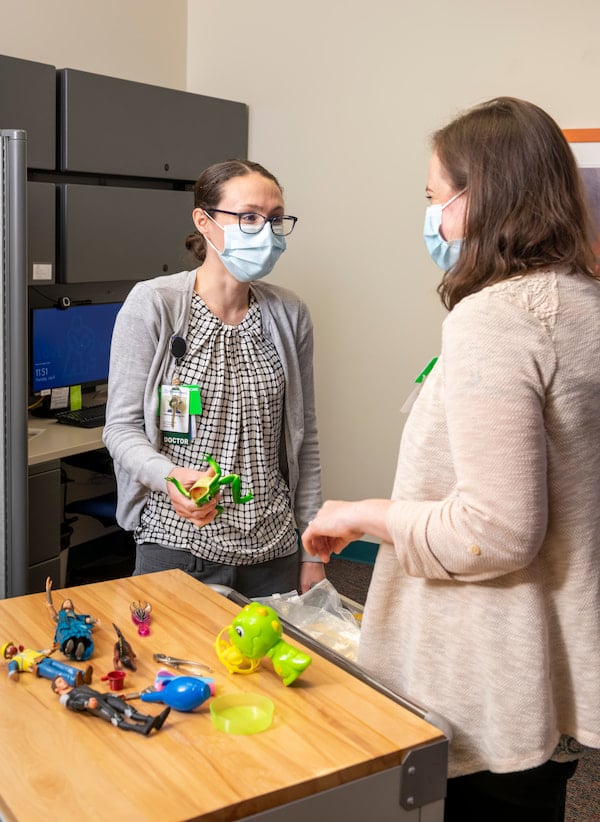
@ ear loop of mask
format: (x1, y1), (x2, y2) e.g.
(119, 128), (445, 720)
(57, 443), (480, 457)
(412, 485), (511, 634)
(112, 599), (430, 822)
(441, 188), (467, 211)
(196, 210), (222, 255)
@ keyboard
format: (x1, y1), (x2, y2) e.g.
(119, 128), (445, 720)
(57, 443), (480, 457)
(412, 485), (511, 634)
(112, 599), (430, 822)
(55, 404), (106, 429)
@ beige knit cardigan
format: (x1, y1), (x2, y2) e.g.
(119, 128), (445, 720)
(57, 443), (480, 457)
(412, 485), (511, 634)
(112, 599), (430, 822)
(358, 269), (600, 778)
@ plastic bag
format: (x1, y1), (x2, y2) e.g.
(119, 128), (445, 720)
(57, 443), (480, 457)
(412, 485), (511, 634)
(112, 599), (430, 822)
(256, 578), (361, 661)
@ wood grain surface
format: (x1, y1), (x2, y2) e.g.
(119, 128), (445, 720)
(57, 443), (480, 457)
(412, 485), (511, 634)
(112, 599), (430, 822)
(0, 570), (443, 821)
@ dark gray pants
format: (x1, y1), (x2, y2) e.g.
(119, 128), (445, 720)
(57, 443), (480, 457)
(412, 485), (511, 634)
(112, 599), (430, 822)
(134, 542), (300, 599)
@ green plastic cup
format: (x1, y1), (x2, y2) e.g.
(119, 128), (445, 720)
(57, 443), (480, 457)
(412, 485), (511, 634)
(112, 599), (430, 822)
(210, 692), (274, 734)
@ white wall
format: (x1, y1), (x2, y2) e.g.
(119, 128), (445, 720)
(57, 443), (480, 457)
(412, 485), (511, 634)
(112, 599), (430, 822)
(187, 0), (600, 504)
(0, 0), (188, 88)
(2, 0), (600, 509)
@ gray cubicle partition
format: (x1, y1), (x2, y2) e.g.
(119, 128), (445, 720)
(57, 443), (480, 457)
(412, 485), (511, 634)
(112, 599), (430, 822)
(1, 54), (249, 288)
(53, 68), (248, 284)
(27, 181), (56, 284)
(58, 184), (194, 283)
(0, 56), (55, 170)
(59, 68), (248, 180)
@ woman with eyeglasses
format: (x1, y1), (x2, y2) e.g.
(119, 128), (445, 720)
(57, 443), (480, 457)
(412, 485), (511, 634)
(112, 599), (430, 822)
(104, 159), (324, 598)
(302, 98), (600, 821)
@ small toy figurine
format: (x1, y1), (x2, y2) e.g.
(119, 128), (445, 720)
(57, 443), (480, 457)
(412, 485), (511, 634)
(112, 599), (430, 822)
(51, 675), (170, 735)
(130, 601), (152, 636)
(166, 454), (253, 516)
(215, 602), (312, 686)
(112, 623), (137, 671)
(2, 641), (93, 687)
(140, 672), (214, 712)
(45, 577), (99, 661)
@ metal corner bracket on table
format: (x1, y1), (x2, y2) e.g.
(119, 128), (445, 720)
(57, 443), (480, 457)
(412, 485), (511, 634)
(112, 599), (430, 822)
(211, 584), (449, 821)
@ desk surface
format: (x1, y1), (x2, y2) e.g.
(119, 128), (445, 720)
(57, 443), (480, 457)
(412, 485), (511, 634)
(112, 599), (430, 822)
(28, 416), (105, 466)
(0, 570), (444, 821)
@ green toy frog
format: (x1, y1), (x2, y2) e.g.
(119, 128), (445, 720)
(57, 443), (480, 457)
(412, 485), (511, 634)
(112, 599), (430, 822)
(165, 454), (253, 516)
(215, 602), (312, 686)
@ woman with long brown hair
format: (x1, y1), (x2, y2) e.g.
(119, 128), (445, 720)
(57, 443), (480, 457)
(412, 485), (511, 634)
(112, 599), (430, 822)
(303, 98), (600, 820)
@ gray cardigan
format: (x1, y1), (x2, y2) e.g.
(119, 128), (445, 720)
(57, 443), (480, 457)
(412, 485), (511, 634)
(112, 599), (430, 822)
(103, 270), (322, 559)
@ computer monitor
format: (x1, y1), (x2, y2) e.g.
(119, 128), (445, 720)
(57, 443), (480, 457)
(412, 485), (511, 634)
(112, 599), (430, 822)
(30, 301), (122, 394)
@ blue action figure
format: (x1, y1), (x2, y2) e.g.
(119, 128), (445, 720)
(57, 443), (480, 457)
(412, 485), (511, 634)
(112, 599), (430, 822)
(45, 577), (99, 661)
(2, 640), (93, 686)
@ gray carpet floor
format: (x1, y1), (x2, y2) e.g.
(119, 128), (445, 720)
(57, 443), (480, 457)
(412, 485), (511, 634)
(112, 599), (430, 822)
(326, 556), (600, 822)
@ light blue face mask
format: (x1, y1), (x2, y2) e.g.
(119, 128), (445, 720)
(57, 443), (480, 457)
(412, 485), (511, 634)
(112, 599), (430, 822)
(204, 212), (286, 283)
(423, 190), (465, 271)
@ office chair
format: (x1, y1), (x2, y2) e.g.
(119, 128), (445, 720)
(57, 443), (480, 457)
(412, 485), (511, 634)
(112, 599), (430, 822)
(60, 451), (118, 547)
(64, 490), (118, 528)
(60, 453), (135, 584)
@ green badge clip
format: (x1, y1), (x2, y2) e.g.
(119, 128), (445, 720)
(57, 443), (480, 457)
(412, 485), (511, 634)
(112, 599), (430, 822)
(415, 356), (438, 383)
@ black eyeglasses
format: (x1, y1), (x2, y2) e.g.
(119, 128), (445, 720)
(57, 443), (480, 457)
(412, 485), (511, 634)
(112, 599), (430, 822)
(206, 209), (298, 236)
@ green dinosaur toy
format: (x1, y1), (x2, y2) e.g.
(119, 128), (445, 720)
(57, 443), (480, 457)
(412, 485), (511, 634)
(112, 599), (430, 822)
(165, 454), (253, 516)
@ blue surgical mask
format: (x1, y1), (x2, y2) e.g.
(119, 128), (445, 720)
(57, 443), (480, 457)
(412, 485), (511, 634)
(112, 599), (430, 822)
(204, 212), (286, 283)
(423, 190), (465, 271)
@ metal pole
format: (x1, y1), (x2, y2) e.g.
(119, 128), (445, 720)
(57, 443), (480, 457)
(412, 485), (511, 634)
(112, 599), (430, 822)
(0, 129), (28, 598)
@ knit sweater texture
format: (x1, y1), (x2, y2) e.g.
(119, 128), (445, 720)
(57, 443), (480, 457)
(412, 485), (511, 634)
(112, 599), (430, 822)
(358, 269), (600, 778)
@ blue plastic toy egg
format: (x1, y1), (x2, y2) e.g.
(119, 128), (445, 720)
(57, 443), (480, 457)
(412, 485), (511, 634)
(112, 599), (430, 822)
(141, 676), (211, 712)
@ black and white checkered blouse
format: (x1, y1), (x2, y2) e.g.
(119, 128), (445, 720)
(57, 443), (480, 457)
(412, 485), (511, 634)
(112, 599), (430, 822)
(135, 293), (297, 564)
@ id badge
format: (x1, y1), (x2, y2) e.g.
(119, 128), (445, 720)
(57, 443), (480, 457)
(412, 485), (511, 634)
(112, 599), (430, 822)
(159, 384), (201, 445)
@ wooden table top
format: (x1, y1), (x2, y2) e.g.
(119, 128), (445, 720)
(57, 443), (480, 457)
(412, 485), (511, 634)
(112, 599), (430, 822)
(0, 570), (444, 821)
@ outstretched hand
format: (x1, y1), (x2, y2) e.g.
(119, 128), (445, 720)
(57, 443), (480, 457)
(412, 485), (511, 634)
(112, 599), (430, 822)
(302, 498), (393, 563)
(301, 501), (365, 563)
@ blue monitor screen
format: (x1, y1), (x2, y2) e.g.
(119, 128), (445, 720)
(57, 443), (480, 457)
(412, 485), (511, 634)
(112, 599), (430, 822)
(31, 302), (122, 393)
